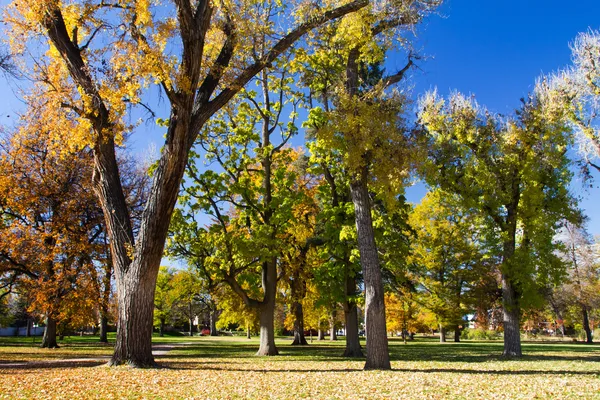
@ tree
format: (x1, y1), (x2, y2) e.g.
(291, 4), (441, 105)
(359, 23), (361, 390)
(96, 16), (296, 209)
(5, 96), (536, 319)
(554, 223), (600, 343)
(0, 127), (103, 348)
(299, 0), (442, 369)
(154, 266), (175, 337)
(419, 87), (577, 356)
(547, 30), (600, 174)
(7, 0), (369, 366)
(171, 269), (204, 336)
(408, 190), (488, 342)
(307, 137), (364, 356)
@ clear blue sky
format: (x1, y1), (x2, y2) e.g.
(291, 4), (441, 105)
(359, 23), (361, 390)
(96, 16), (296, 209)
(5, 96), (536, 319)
(404, 0), (600, 236)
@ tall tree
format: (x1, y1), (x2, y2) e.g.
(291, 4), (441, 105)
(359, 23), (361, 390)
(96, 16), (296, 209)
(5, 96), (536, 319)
(6, 0), (369, 366)
(299, 0), (442, 369)
(419, 87), (577, 356)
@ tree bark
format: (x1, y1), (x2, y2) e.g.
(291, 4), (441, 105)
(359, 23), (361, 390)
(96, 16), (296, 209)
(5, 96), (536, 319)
(110, 266), (161, 367)
(41, 316), (59, 348)
(26, 319), (32, 338)
(210, 309), (219, 336)
(159, 318), (165, 338)
(439, 324), (446, 343)
(291, 301), (308, 345)
(343, 300), (363, 357)
(454, 324), (461, 342)
(329, 309), (338, 341)
(318, 328), (325, 340)
(99, 314), (109, 343)
(501, 271), (522, 356)
(246, 322), (251, 339)
(350, 173), (390, 370)
(252, 257), (278, 355)
(257, 300), (278, 355)
(582, 304), (593, 343)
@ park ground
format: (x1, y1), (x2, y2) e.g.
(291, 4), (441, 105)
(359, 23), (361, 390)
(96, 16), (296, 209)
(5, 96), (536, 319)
(0, 335), (599, 399)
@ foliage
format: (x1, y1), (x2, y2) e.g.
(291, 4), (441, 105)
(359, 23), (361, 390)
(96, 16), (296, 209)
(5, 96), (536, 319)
(0, 128), (103, 331)
(408, 189), (492, 330)
(418, 88), (577, 310)
(460, 328), (501, 341)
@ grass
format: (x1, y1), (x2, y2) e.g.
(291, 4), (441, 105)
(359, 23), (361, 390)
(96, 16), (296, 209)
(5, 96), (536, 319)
(0, 335), (599, 399)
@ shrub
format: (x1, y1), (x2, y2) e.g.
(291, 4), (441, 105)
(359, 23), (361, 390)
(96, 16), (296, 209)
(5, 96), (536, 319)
(461, 328), (500, 340)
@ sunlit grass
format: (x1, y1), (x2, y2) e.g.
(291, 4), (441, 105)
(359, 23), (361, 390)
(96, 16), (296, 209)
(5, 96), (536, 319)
(0, 335), (599, 399)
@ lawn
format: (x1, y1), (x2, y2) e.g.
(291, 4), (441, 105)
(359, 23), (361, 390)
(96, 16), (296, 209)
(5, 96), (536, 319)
(0, 335), (599, 399)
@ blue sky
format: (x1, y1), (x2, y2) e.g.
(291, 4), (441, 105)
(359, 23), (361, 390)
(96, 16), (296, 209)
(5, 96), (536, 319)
(0, 0), (598, 238)
(404, 0), (600, 236)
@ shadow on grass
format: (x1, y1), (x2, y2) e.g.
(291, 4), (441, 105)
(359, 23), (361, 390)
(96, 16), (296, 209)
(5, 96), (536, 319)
(2, 338), (599, 372)
(160, 362), (600, 376)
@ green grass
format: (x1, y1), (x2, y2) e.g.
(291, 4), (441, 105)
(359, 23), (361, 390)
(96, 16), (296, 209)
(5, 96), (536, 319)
(0, 335), (599, 399)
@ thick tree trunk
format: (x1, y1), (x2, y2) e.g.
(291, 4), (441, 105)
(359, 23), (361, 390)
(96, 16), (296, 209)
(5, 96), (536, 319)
(210, 309), (219, 336)
(582, 305), (593, 343)
(439, 324), (446, 343)
(26, 319), (32, 338)
(110, 266), (160, 367)
(41, 316), (59, 348)
(454, 325), (461, 342)
(255, 257), (279, 356)
(350, 174), (390, 370)
(501, 271), (522, 356)
(343, 300), (363, 357)
(257, 301), (278, 355)
(291, 301), (308, 345)
(318, 328), (325, 341)
(329, 309), (338, 341)
(99, 314), (109, 343)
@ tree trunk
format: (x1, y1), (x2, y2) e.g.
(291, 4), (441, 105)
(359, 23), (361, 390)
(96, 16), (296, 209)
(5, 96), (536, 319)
(41, 316), (59, 348)
(318, 328), (325, 340)
(454, 324), (461, 342)
(329, 309), (338, 341)
(99, 314), (109, 343)
(291, 301), (308, 345)
(256, 257), (279, 355)
(257, 301), (278, 355)
(500, 209), (522, 357)
(159, 318), (165, 338)
(26, 319), (32, 338)
(343, 300), (363, 357)
(501, 271), (522, 356)
(210, 309), (219, 336)
(350, 174), (390, 370)
(110, 266), (160, 367)
(439, 324), (446, 343)
(246, 322), (251, 339)
(582, 304), (593, 343)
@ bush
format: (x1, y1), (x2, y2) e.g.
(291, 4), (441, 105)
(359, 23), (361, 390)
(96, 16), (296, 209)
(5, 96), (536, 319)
(461, 328), (500, 340)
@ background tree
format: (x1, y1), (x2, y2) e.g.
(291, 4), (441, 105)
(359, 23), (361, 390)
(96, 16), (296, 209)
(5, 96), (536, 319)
(408, 189), (487, 342)
(0, 127), (103, 348)
(419, 87), (577, 356)
(154, 266), (175, 337)
(554, 223), (600, 343)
